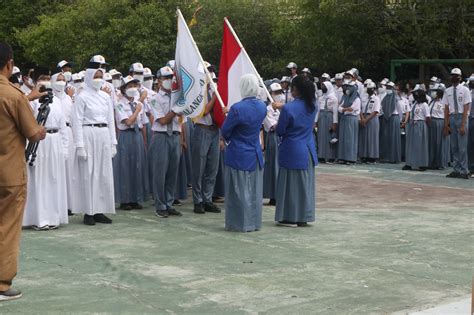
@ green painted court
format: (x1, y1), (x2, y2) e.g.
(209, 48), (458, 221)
(1, 163), (472, 314)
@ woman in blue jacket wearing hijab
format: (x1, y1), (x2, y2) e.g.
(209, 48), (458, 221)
(221, 74), (267, 232)
(275, 76), (318, 227)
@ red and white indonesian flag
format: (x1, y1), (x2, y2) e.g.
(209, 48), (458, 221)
(214, 18), (269, 128)
(171, 9), (207, 119)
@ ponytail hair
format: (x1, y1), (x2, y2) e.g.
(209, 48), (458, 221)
(291, 75), (316, 112)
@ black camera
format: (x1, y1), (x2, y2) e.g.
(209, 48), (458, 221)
(38, 86), (53, 104)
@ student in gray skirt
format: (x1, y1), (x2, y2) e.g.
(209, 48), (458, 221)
(337, 80), (361, 164)
(359, 81), (381, 163)
(427, 84), (450, 169)
(379, 82), (403, 163)
(403, 90), (431, 171)
(317, 81), (338, 163)
(275, 76), (318, 227)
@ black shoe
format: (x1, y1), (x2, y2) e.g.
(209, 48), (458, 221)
(446, 171), (460, 178)
(167, 208), (182, 216)
(155, 210), (169, 218)
(194, 203), (205, 214)
(68, 209), (74, 216)
(267, 199), (276, 206)
(212, 196), (225, 203)
(83, 214), (95, 226)
(204, 202), (221, 213)
(172, 200), (182, 206)
(277, 221), (296, 226)
(0, 287), (23, 301)
(402, 165), (412, 170)
(131, 203), (143, 209)
(297, 222), (309, 227)
(418, 167), (427, 172)
(120, 203), (133, 210)
(93, 214), (112, 224)
(458, 173), (469, 179)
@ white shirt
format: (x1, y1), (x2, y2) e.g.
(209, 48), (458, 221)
(196, 88), (214, 126)
(335, 86), (343, 104)
(320, 94), (339, 123)
(428, 99), (444, 119)
(263, 105), (280, 132)
(72, 87), (117, 148)
(115, 96), (148, 131)
(149, 89), (182, 132)
(361, 95), (381, 115)
(411, 102), (430, 121)
(441, 84), (472, 114)
(399, 96), (411, 113)
(339, 97), (361, 116)
(55, 93), (73, 124)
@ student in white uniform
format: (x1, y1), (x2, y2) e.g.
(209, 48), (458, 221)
(281, 76), (293, 103)
(286, 62), (298, 82)
(23, 73), (69, 230)
(428, 84), (450, 169)
(71, 73), (85, 95)
(379, 81), (403, 163)
(148, 66), (183, 218)
(468, 75), (474, 175)
(337, 80), (361, 164)
(359, 81), (381, 163)
(334, 73), (344, 104)
(71, 68), (117, 225)
(442, 68), (472, 179)
(317, 81), (338, 162)
(403, 90), (431, 171)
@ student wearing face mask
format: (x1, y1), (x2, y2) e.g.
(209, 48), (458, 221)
(148, 66), (183, 218)
(379, 81), (403, 163)
(56, 60), (73, 84)
(317, 81), (338, 163)
(71, 73), (85, 95)
(109, 69), (122, 90)
(113, 76), (149, 211)
(398, 83), (411, 162)
(23, 72), (69, 230)
(403, 90), (431, 171)
(427, 84), (450, 170)
(337, 80), (361, 164)
(442, 68), (472, 179)
(141, 67), (155, 149)
(468, 75), (474, 176)
(280, 76), (293, 104)
(71, 68), (117, 225)
(359, 81), (381, 163)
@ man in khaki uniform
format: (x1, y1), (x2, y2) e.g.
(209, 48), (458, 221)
(0, 42), (46, 301)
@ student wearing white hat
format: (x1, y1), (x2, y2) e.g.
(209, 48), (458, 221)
(468, 74), (474, 175)
(109, 69), (122, 89)
(429, 76), (439, 90)
(301, 67), (311, 79)
(427, 84), (450, 169)
(113, 76), (149, 210)
(379, 81), (403, 163)
(337, 80), (360, 163)
(359, 81), (380, 163)
(334, 73), (344, 103)
(280, 76), (293, 103)
(56, 60), (73, 83)
(71, 68), (117, 225)
(317, 81), (338, 162)
(442, 68), (471, 179)
(320, 73), (330, 82)
(71, 73), (85, 95)
(286, 62), (298, 81)
(148, 66), (183, 217)
(88, 55), (108, 69)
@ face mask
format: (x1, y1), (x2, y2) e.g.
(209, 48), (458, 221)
(429, 84), (435, 90)
(91, 78), (103, 90)
(63, 71), (72, 82)
(345, 89), (351, 96)
(161, 79), (172, 90)
(37, 81), (51, 89)
(52, 81), (66, 93)
(378, 87), (386, 94)
(125, 87), (138, 98)
(143, 80), (153, 90)
(273, 94), (284, 103)
(386, 89), (393, 95)
(73, 82), (84, 89)
(430, 91), (437, 99)
(112, 79), (122, 89)
(133, 74), (144, 83)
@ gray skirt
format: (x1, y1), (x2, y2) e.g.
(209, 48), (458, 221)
(213, 149), (226, 198)
(113, 129), (149, 203)
(359, 115), (380, 159)
(175, 148), (188, 200)
(224, 165), (263, 232)
(275, 155), (315, 223)
(263, 131), (279, 199)
(317, 111), (336, 160)
(468, 117), (474, 171)
(380, 115), (401, 163)
(428, 118), (450, 169)
(406, 121), (429, 169)
(337, 115), (359, 162)
(184, 119), (194, 186)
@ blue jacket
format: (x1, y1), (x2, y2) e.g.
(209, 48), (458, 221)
(221, 97), (267, 171)
(277, 98), (318, 169)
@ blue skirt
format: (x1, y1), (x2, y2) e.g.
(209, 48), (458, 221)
(113, 129), (149, 203)
(224, 165), (263, 232)
(337, 115), (358, 162)
(468, 117), (474, 171)
(406, 121), (429, 169)
(263, 131), (279, 199)
(317, 111), (336, 160)
(359, 115), (380, 159)
(380, 115), (401, 163)
(428, 118), (450, 169)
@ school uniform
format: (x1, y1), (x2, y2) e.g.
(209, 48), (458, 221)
(221, 96), (267, 232)
(175, 122), (188, 201)
(213, 133), (226, 198)
(442, 84), (472, 175)
(428, 99), (450, 169)
(468, 97), (474, 173)
(275, 98), (317, 223)
(406, 102), (430, 169)
(113, 96), (149, 205)
(379, 94), (403, 163)
(184, 118), (194, 186)
(399, 95), (411, 162)
(317, 87), (338, 161)
(149, 89), (182, 211)
(263, 104), (280, 200)
(337, 95), (361, 162)
(359, 94), (381, 159)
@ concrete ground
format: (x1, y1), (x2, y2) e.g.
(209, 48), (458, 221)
(0, 163), (472, 314)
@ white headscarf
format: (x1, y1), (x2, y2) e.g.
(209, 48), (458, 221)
(84, 68), (104, 91)
(51, 73), (65, 98)
(239, 74), (259, 99)
(322, 81), (335, 98)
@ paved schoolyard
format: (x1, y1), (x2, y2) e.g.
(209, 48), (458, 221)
(1, 163), (472, 314)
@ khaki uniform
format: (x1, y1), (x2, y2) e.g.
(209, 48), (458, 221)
(0, 74), (41, 292)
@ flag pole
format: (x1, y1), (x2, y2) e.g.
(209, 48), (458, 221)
(224, 17), (274, 103)
(176, 9), (226, 109)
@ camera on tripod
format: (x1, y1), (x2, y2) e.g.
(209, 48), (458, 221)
(38, 85), (53, 104)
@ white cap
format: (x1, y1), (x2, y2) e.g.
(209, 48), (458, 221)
(386, 81), (395, 88)
(57, 60), (72, 69)
(380, 78), (389, 85)
(363, 78), (373, 85)
(109, 69), (122, 76)
(166, 60), (176, 69)
(143, 67), (154, 78)
(468, 74), (474, 82)
(367, 81), (376, 89)
(103, 73), (112, 81)
(302, 67), (311, 74)
(269, 82), (283, 92)
(438, 83), (446, 90)
(12, 66), (21, 75)
(345, 69), (355, 77)
(159, 66), (174, 77)
(286, 62), (297, 69)
(342, 79), (354, 86)
(72, 73), (82, 81)
(451, 68), (462, 76)
(129, 62), (144, 73)
(321, 73), (330, 79)
(412, 84), (423, 91)
(280, 76), (290, 83)
(330, 78), (335, 84)
(121, 75), (140, 87)
(335, 73), (343, 80)
(351, 68), (359, 76)
(89, 55), (108, 65)
(430, 76), (438, 82)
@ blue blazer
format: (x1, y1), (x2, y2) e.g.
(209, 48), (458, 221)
(276, 98), (318, 169)
(221, 97), (267, 171)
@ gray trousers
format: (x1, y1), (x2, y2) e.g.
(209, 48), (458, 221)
(150, 132), (180, 211)
(191, 126), (220, 204)
(468, 116), (474, 171)
(449, 114), (469, 174)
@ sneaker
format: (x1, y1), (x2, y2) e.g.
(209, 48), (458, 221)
(194, 203), (205, 214)
(0, 288), (22, 302)
(446, 172), (460, 178)
(93, 214), (112, 224)
(167, 208), (182, 216)
(83, 214), (95, 226)
(402, 165), (412, 171)
(277, 221), (296, 227)
(119, 203), (133, 211)
(172, 200), (182, 206)
(297, 222), (309, 227)
(131, 203), (143, 209)
(48, 225), (59, 230)
(32, 225), (49, 231)
(68, 210), (74, 216)
(458, 173), (469, 179)
(155, 210), (169, 218)
(204, 202), (221, 213)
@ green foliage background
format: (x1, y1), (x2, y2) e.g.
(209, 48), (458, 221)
(1, 0), (473, 80)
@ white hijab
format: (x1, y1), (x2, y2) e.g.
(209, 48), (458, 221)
(51, 73), (65, 98)
(322, 81), (335, 98)
(84, 68), (104, 91)
(239, 74), (259, 99)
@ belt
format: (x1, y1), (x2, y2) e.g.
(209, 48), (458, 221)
(66, 122), (71, 127)
(195, 124), (217, 131)
(46, 129), (59, 134)
(83, 123), (108, 128)
(122, 128), (142, 132)
(431, 117), (444, 120)
(154, 131), (180, 135)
